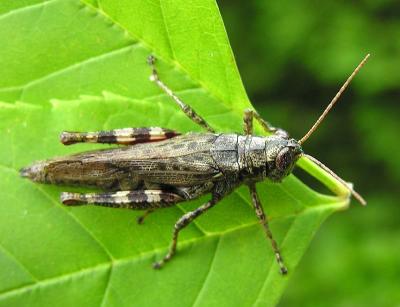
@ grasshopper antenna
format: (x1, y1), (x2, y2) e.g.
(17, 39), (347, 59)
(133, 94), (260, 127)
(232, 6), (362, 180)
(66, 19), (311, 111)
(298, 54), (370, 145)
(303, 154), (367, 206)
(298, 54), (370, 206)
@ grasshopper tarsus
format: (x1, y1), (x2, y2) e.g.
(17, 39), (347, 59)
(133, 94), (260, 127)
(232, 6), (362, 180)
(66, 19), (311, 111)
(147, 54), (156, 66)
(137, 216), (145, 225)
(136, 209), (155, 225)
(152, 261), (163, 270)
(153, 250), (174, 270)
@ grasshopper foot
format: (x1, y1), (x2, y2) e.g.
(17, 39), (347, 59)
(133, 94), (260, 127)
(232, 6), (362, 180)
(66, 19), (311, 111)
(147, 54), (156, 66)
(152, 261), (163, 270)
(136, 209), (154, 225)
(137, 216), (144, 224)
(152, 253), (171, 270)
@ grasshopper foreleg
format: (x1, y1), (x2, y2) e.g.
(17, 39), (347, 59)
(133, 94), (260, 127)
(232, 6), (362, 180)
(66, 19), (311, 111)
(60, 127), (180, 146)
(248, 183), (288, 275)
(147, 55), (215, 133)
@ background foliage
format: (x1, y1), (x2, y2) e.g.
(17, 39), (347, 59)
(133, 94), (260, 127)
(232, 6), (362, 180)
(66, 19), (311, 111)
(219, 0), (400, 306)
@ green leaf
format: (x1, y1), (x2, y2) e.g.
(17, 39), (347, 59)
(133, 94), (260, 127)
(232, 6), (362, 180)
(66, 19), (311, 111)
(0, 0), (350, 306)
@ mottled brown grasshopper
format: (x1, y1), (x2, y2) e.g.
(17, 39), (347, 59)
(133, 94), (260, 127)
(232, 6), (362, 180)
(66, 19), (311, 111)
(21, 54), (368, 274)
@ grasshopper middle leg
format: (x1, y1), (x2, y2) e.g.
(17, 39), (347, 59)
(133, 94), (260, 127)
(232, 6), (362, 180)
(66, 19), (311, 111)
(153, 196), (219, 269)
(248, 183), (288, 275)
(243, 108), (289, 138)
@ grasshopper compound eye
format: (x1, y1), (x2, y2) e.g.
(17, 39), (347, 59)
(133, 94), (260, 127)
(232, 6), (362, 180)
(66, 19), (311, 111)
(275, 147), (292, 171)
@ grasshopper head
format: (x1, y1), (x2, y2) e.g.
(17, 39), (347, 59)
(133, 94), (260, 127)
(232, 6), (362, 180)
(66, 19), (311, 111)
(264, 136), (303, 182)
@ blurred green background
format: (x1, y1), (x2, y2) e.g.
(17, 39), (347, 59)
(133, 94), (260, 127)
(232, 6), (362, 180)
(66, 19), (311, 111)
(218, 1), (400, 306)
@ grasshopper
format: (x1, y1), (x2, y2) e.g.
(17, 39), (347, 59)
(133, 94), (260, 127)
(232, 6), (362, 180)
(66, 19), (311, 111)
(20, 54), (368, 274)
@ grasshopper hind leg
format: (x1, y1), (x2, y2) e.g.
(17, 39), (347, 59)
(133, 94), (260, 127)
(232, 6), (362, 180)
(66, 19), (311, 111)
(61, 190), (184, 209)
(60, 127), (180, 146)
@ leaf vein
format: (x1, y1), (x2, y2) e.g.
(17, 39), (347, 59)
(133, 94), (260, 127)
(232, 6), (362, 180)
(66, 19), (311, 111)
(30, 183), (116, 261)
(158, 0), (175, 60)
(252, 217), (296, 306)
(99, 262), (113, 307)
(0, 163), (115, 264)
(0, 241), (38, 282)
(0, 0), (53, 20)
(192, 236), (221, 307)
(17, 43), (140, 100)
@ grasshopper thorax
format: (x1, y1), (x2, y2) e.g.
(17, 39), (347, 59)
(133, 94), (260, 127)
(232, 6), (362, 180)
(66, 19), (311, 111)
(232, 134), (302, 183)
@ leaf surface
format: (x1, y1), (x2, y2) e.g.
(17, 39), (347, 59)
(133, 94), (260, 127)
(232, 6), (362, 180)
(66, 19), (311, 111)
(0, 1), (349, 306)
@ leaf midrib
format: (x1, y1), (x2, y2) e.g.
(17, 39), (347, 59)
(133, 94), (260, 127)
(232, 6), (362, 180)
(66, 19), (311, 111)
(81, 0), (250, 117)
